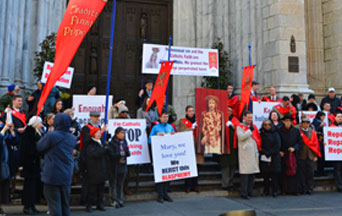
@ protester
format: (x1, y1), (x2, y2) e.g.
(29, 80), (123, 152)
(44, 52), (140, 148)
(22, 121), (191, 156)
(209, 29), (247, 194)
(0, 84), (19, 112)
(149, 111), (175, 203)
(297, 93), (307, 111)
(0, 122), (12, 215)
(26, 81), (43, 113)
(37, 113), (76, 216)
(137, 97), (159, 131)
(108, 99), (127, 119)
(44, 113), (55, 132)
(330, 113), (342, 192)
(52, 98), (64, 114)
(250, 81), (261, 102)
(179, 105), (201, 193)
(138, 80), (153, 106)
(262, 87), (281, 102)
(323, 102), (335, 125)
(21, 116), (44, 215)
(272, 96), (297, 125)
(87, 85), (97, 95)
(85, 127), (108, 212)
(220, 106), (239, 191)
(312, 111), (326, 176)
(305, 94), (320, 111)
(269, 110), (283, 130)
(320, 88), (341, 114)
(236, 111), (260, 199)
(165, 103), (177, 126)
(64, 109), (81, 139)
(259, 120), (281, 197)
(44, 86), (60, 114)
(108, 127), (131, 208)
(116, 103), (130, 119)
(279, 114), (302, 194)
(227, 84), (240, 118)
(297, 117), (321, 195)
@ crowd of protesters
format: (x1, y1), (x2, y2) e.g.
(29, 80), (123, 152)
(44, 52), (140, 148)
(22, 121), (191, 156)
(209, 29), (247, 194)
(1, 79), (342, 215)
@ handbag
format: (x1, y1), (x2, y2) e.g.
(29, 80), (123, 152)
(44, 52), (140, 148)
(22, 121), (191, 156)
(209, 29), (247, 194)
(286, 152), (297, 176)
(0, 161), (10, 180)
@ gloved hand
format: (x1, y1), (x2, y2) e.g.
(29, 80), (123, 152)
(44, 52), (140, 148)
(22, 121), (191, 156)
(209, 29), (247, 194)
(226, 121), (233, 127)
(192, 122), (198, 129)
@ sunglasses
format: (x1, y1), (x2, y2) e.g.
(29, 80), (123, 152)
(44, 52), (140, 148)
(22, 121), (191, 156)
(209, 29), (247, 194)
(264, 124), (271, 126)
(121, 111), (129, 114)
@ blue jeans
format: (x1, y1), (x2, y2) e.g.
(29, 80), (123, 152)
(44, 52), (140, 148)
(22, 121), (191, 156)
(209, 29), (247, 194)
(43, 184), (70, 216)
(111, 164), (127, 205)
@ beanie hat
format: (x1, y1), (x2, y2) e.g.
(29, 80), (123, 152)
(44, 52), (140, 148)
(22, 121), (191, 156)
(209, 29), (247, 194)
(8, 84), (16, 92)
(118, 104), (129, 114)
(90, 127), (101, 137)
(28, 116), (42, 127)
(115, 127), (125, 135)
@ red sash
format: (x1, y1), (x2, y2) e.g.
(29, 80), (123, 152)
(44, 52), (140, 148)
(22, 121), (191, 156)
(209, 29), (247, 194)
(251, 94), (260, 102)
(274, 104), (297, 125)
(180, 118), (192, 129)
(228, 95), (240, 118)
(262, 96), (282, 102)
(299, 130), (321, 157)
(11, 109), (27, 126)
(80, 124), (95, 150)
(328, 114), (335, 125)
(238, 123), (261, 151)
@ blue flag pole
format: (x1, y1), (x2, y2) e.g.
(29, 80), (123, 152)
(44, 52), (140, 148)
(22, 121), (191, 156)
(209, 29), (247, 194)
(103, 0), (117, 142)
(248, 43), (252, 66)
(164, 36), (172, 111)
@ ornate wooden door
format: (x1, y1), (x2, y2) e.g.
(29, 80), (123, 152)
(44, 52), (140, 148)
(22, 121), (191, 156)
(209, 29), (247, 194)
(72, 0), (173, 116)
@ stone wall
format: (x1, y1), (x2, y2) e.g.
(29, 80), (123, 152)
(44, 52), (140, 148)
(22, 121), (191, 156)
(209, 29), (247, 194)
(0, 0), (66, 94)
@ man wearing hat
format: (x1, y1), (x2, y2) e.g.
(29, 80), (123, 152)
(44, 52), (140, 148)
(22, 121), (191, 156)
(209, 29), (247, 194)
(320, 87), (341, 114)
(0, 84), (20, 112)
(296, 117), (321, 195)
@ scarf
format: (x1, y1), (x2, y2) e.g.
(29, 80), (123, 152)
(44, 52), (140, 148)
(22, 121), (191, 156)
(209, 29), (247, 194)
(185, 114), (196, 124)
(92, 137), (102, 146)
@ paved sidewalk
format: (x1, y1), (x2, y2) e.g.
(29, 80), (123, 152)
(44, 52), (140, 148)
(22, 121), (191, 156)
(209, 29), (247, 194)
(2, 192), (342, 215)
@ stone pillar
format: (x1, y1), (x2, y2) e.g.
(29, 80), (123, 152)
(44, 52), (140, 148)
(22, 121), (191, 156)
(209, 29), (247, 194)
(322, 0), (342, 95)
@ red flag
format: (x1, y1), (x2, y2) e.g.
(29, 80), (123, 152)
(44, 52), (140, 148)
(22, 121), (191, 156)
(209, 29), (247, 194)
(239, 65), (255, 117)
(145, 61), (174, 115)
(37, 0), (107, 115)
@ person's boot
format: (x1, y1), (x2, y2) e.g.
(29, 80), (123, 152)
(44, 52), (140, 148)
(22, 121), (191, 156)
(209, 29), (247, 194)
(86, 205), (93, 213)
(31, 205), (40, 214)
(164, 194), (173, 202)
(157, 195), (164, 203)
(23, 207), (36, 215)
(96, 203), (105, 211)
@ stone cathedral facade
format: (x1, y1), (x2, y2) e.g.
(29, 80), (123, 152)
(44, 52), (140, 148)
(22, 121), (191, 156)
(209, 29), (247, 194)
(0, 0), (340, 117)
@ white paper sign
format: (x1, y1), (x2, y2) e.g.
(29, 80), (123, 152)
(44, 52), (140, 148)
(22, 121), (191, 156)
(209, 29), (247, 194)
(107, 119), (150, 165)
(324, 127), (342, 161)
(299, 111), (317, 123)
(142, 43), (219, 77)
(253, 102), (280, 129)
(73, 95), (113, 127)
(151, 131), (198, 183)
(41, 61), (74, 88)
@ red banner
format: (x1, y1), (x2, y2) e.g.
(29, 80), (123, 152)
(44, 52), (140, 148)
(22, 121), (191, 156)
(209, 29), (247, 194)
(37, 0), (107, 115)
(145, 61), (174, 115)
(239, 65), (255, 117)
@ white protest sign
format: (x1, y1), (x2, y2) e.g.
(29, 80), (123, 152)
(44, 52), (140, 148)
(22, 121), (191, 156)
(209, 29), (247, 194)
(324, 111), (332, 126)
(142, 43), (218, 77)
(324, 127), (342, 161)
(151, 131), (198, 183)
(41, 61), (74, 88)
(73, 95), (113, 127)
(299, 111), (317, 123)
(107, 119), (150, 165)
(253, 102), (280, 129)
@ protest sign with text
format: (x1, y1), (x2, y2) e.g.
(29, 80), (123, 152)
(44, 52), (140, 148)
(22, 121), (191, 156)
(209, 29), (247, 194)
(107, 119), (150, 165)
(142, 44), (218, 77)
(324, 127), (342, 161)
(253, 102), (280, 129)
(299, 111), (317, 123)
(151, 131), (198, 183)
(41, 61), (74, 88)
(73, 95), (112, 127)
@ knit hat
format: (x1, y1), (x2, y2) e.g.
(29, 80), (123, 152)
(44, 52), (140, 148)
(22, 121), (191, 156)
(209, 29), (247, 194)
(90, 127), (100, 137)
(28, 116), (42, 127)
(8, 84), (16, 92)
(281, 114), (292, 121)
(118, 104), (129, 114)
(115, 127), (125, 135)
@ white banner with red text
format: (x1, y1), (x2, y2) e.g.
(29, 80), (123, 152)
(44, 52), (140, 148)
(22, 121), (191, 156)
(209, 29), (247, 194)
(107, 119), (150, 165)
(253, 102), (280, 129)
(151, 131), (198, 183)
(41, 61), (74, 88)
(73, 95), (113, 128)
(142, 43), (218, 77)
(324, 127), (342, 161)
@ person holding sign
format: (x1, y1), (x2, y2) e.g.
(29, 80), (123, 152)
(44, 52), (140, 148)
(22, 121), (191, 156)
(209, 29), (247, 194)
(236, 112), (260, 199)
(179, 105), (201, 193)
(296, 117), (321, 195)
(330, 113), (342, 192)
(149, 111), (175, 203)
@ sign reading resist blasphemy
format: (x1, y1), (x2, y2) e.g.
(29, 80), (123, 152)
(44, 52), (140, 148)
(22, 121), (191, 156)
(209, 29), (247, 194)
(41, 61), (74, 89)
(151, 131), (198, 183)
(142, 43), (219, 77)
(253, 102), (280, 129)
(107, 119), (150, 165)
(73, 95), (113, 128)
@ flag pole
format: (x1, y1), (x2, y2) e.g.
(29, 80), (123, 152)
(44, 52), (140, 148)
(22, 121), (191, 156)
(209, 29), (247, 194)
(103, 0), (117, 142)
(164, 36), (172, 110)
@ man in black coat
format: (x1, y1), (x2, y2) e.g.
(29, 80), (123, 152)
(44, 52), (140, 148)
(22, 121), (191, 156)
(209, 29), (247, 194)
(137, 80), (153, 106)
(26, 81), (42, 114)
(320, 88), (341, 114)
